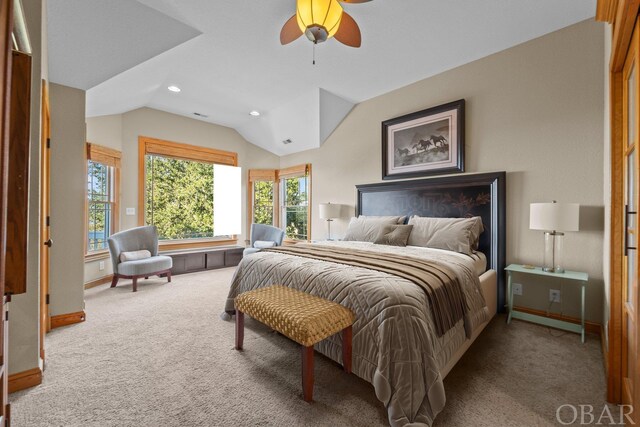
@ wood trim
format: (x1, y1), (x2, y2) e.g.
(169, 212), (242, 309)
(606, 0), (640, 71)
(512, 306), (601, 335)
(248, 169), (276, 181)
(278, 164), (307, 179)
(50, 311), (86, 329)
(84, 250), (110, 262)
(597, 0), (620, 23)
(140, 136), (238, 167)
(84, 274), (113, 290)
(8, 368), (41, 394)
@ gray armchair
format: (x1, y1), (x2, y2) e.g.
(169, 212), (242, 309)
(108, 226), (173, 292)
(243, 224), (286, 257)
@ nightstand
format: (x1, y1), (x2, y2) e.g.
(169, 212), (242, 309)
(505, 264), (589, 343)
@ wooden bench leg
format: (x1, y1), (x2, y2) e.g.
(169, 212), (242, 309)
(167, 271), (172, 283)
(132, 277), (138, 292)
(235, 311), (244, 350)
(342, 325), (352, 374)
(302, 345), (314, 402)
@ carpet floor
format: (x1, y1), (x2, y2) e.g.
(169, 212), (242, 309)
(10, 268), (613, 426)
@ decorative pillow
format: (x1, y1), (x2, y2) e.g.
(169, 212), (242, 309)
(119, 250), (152, 263)
(407, 216), (484, 254)
(253, 240), (277, 249)
(374, 224), (414, 247)
(343, 216), (406, 242)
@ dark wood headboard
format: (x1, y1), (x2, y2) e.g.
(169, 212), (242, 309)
(356, 171), (506, 312)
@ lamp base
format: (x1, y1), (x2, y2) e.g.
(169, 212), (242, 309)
(542, 266), (565, 274)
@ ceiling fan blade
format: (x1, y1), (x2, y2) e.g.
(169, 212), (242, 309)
(280, 14), (303, 45)
(334, 12), (361, 48)
(339, 0), (372, 3)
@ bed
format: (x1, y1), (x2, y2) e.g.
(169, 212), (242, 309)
(225, 171), (506, 427)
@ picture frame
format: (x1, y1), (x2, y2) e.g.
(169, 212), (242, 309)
(382, 99), (465, 180)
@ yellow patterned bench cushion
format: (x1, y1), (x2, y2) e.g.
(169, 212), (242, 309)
(234, 285), (355, 347)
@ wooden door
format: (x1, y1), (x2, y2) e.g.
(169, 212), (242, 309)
(623, 20), (640, 419)
(0, 0), (13, 424)
(40, 80), (50, 359)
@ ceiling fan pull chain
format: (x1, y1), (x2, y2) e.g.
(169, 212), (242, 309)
(312, 41), (316, 65)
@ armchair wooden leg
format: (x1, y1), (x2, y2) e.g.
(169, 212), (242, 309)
(144, 276), (149, 279)
(167, 271), (172, 283)
(110, 275), (119, 288)
(235, 311), (244, 350)
(302, 345), (314, 402)
(132, 277), (138, 292)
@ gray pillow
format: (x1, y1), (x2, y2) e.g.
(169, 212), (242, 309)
(374, 224), (414, 247)
(407, 216), (484, 254)
(343, 216), (406, 242)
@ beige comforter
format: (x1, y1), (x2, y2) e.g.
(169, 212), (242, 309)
(224, 241), (489, 426)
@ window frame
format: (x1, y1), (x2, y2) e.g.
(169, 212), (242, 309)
(85, 143), (121, 260)
(138, 136), (239, 251)
(248, 164), (311, 243)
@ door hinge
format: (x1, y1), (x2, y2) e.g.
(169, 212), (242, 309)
(46, 138), (50, 149)
(5, 310), (8, 322)
(46, 294), (50, 305)
(46, 216), (50, 226)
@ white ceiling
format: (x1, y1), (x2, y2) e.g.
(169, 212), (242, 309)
(47, 0), (597, 155)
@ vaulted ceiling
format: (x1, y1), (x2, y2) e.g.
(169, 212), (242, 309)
(48, 0), (597, 155)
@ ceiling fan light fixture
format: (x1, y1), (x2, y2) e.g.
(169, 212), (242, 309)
(296, 0), (343, 43)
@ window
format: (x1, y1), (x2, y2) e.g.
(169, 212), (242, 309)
(138, 136), (241, 248)
(249, 169), (277, 227)
(86, 143), (121, 255)
(248, 164), (311, 242)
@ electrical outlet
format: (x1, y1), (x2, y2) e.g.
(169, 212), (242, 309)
(549, 289), (561, 303)
(126, 207), (135, 216)
(99, 261), (105, 271)
(513, 283), (523, 296)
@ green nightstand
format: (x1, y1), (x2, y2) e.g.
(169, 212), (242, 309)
(505, 264), (589, 343)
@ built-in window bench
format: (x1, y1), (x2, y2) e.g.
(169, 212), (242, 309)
(160, 246), (244, 276)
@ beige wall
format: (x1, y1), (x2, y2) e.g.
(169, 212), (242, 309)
(84, 109), (280, 284)
(281, 20), (605, 323)
(49, 83), (86, 317)
(9, 0), (46, 375)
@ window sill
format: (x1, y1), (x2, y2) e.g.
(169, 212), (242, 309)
(158, 238), (238, 251)
(85, 251), (110, 262)
(283, 239), (309, 245)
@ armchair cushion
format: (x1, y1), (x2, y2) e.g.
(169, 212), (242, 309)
(118, 255), (173, 277)
(119, 250), (152, 263)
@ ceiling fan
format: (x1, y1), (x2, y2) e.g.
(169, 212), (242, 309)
(280, 0), (371, 48)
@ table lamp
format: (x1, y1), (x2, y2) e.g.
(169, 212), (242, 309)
(319, 203), (341, 240)
(529, 201), (580, 273)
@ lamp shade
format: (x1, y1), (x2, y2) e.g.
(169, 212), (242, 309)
(319, 203), (341, 219)
(529, 202), (580, 232)
(296, 0), (343, 40)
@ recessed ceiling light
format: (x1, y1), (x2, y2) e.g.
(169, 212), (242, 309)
(167, 85), (181, 93)
(249, 110), (260, 117)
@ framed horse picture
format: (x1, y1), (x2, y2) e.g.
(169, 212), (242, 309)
(382, 99), (465, 180)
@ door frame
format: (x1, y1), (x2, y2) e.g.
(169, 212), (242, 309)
(598, 0), (640, 406)
(39, 80), (50, 364)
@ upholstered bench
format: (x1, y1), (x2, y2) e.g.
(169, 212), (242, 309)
(234, 285), (355, 402)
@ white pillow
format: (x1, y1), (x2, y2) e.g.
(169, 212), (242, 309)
(253, 240), (277, 249)
(407, 216), (484, 255)
(343, 215), (406, 242)
(119, 250), (152, 263)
